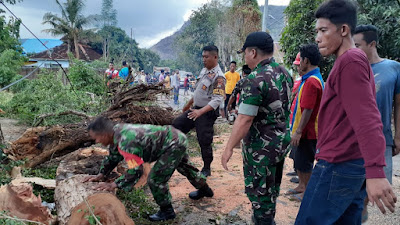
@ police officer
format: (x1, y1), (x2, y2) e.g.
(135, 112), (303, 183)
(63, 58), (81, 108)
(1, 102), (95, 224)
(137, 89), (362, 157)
(173, 45), (226, 177)
(83, 117), (214, 222)
(221, 32), (292, 225)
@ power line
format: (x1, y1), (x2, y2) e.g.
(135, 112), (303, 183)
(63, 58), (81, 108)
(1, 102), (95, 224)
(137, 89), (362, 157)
(0, 62), (45, 92)
(0, 0), (80, 97)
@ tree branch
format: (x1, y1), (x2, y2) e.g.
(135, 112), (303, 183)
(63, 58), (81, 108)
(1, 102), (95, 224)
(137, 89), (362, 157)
(0, 211), (46, 225)
(33, 110), (91, 127)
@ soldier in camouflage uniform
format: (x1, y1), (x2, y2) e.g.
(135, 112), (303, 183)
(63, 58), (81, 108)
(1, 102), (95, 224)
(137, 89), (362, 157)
(221, 32), (292, 225)
(84, 117), (214, 222)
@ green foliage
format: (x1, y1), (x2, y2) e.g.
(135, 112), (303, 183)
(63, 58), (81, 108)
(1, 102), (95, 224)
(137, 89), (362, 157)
(0, 91), (13, 109)
(281, 0), (400, 80)
(8, 75), (29, 93)
(100, 0), (117, 27)
(159, 59), (180, 71)
(68, 59), (106, 95)
(0, 49), (25, 87)
(175, 1), (224, 73)
(0, 211), (27, 225)
(357, 0), (400, 61)
(85, 214), (101, 225)
(42, 0), (92, 58)
(91, 26), (142, 66)
(0, 159), (24, 185)
(23, 164), (56, 204)
(117, 188), (157, 225)
(218, 0), (261, 69)
(280, 0), (334, 80)
(89, 60), (109, 70)
(6, 70), (105, 125)
(0, 15), (22, 53)
(139, 49), (161, 73)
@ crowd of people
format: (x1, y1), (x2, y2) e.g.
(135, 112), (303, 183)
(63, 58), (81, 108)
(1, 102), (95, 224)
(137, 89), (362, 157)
(89, 0), (399, 224)
(105, 62), (196, 105)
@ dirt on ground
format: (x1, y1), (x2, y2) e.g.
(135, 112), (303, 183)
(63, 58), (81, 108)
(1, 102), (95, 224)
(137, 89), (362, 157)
(167, 127), (400, 225)
(1, 117), (399, 225)
(168, 132), (300, 225)
(0, 118), (28, 143)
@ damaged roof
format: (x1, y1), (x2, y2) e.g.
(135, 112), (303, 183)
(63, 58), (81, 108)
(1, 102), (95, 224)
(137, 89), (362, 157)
(31, 43), (102, 61)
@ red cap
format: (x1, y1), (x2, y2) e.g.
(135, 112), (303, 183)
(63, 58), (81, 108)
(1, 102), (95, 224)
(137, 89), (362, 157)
(293, 52), (300, 65)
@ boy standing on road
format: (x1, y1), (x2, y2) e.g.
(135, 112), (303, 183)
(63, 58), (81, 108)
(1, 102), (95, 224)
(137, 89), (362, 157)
(295, 1), (396, 224)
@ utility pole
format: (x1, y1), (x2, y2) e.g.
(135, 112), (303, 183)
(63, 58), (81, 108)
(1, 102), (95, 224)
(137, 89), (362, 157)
(262, 0), (269, 32)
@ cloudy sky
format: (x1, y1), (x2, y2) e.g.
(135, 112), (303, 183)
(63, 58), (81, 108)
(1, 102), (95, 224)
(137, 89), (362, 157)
(2, 0), (290, 48)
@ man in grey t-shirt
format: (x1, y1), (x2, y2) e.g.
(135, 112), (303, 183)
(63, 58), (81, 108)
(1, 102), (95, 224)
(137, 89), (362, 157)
(354, 24), (400, 223)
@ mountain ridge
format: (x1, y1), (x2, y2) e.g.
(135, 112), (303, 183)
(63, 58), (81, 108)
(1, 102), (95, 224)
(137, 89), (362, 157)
(150, 5), (286, 60)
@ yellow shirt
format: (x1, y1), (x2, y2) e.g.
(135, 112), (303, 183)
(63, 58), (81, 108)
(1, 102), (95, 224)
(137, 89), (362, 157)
(224, 71), (240, 94)
(164, 76), (171, 88)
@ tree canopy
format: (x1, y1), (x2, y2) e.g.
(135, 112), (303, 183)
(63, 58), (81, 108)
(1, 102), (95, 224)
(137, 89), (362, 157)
(42, 0), (92, 59)
(280, 0), (400, 80)
(358, 0), (400, 61)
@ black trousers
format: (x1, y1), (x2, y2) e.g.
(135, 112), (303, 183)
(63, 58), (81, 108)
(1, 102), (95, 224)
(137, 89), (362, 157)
(172, 107), (218, 169)
(224, 94), (236, 116)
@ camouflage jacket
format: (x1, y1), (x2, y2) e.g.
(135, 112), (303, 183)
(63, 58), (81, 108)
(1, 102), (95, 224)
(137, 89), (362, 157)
(231, 77), (248, 104)
(238, 58), (293, 166)
(99, 124), (183, 191)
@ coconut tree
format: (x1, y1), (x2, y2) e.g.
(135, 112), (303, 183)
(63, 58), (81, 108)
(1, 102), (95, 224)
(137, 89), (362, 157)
(42, 0), (91, 59)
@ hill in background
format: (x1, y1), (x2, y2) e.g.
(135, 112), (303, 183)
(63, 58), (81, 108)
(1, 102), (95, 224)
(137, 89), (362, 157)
(150, 5), (286, 60)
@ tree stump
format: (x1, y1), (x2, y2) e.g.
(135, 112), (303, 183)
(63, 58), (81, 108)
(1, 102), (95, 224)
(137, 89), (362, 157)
(0, 183), (55, 224)
(55, 147), (151, 224)
(55, 175), (135, 225)
(68, 193), (135, 225)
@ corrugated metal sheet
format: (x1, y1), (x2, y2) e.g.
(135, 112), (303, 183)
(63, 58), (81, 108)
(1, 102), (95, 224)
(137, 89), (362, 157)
(20, 39), (63, 54)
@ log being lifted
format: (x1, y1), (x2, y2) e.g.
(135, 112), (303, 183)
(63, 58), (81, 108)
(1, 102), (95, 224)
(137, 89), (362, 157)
(55, 175), (135, 225)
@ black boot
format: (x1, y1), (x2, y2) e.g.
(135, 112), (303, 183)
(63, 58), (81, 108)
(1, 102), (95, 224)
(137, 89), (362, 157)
(253, 215), (276, 225)
(149, 205), (176, 221)
(189, 185), (214, 200)
(201, 167), (211, 177)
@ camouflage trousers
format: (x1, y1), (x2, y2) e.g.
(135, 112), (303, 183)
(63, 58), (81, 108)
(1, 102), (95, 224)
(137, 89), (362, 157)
(147, 133), (207, 208)
(243, 159), (285, 220)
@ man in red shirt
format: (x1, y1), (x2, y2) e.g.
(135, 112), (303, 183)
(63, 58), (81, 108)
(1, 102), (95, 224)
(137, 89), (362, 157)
(289, 44), (324, 199)
(295, 0), (396, 224)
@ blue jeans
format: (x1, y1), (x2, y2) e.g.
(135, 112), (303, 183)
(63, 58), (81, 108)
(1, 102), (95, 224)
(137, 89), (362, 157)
(295, 159), (367, 225)
(173, 87), (179, 104)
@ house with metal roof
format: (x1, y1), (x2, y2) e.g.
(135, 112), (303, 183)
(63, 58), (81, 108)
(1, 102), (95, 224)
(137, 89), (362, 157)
(20, 39), (63, 55)
(21, 39), (102, 68)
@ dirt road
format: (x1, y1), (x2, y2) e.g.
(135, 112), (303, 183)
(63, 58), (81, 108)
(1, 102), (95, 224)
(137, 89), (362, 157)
(168, 130), (400, 225)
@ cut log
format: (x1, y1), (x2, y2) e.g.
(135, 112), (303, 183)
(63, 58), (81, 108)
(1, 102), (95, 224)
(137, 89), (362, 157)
(0, 183), (55, 225)
(56, 147), (151, 188)
(55, 175), (135, 225)
(68, 193), (135, 225)
(56, 147), (109, 181)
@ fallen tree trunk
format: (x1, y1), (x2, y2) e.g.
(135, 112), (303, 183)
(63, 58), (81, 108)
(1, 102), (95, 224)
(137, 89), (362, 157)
(4, 124), (93, 168)
(4, 84), (174, 168)
(55, 175), (135, 225)
(0, 183), (55, 224)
